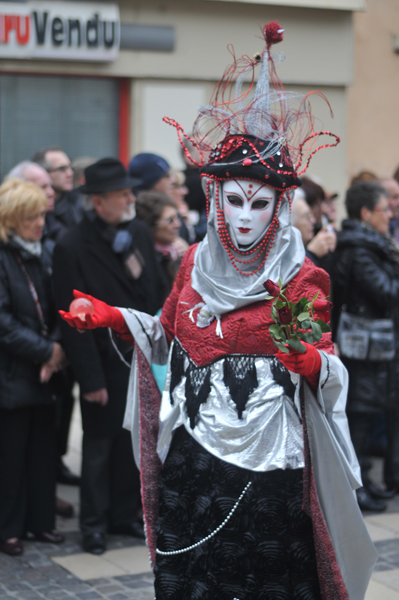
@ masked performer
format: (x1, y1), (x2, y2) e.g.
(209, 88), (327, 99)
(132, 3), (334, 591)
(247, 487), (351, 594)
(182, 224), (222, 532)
(61, 22), (376, 600)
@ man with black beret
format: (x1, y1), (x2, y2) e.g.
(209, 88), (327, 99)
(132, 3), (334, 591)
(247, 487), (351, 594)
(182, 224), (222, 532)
(53, 158), (168, 554)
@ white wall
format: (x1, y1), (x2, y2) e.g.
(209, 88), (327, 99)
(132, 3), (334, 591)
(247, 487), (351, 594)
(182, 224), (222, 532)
(131, 79), (347, 215)
(131, 81), (207, 169)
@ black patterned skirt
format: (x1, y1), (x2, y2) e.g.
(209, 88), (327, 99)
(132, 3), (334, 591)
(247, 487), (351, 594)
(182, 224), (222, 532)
(154, 426), (321, 600)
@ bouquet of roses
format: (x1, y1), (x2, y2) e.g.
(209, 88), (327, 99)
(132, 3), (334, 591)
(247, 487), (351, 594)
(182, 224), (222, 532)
(264, 279), (332, 354)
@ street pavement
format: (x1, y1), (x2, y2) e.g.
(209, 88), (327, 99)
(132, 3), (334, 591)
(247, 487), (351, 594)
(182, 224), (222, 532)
(0, 402), (154, 600)
(1, 401), (399, 599)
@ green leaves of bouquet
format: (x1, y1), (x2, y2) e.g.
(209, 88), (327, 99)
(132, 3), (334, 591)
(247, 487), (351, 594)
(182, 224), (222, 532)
(263, 279), (332, 354)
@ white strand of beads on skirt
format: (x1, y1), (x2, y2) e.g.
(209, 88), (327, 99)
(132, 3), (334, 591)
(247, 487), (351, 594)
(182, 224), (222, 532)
(156, 481), (252, 556)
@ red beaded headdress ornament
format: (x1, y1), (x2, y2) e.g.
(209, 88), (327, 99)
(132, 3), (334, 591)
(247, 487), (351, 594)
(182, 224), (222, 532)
(164, 21), (339, 277)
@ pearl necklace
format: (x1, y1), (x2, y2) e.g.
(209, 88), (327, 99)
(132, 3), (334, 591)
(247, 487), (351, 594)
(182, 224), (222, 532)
(156, 481), (252, 556)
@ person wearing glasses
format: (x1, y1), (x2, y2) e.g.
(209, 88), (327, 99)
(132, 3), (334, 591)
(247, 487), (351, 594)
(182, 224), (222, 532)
(31, 147), (84, 242)
(331, 181), (399, 512)
(136, 191), (189, 292)
(28, 150), (85, 489)
(380, 177), (399, 244)
(53, 158), (168, 555)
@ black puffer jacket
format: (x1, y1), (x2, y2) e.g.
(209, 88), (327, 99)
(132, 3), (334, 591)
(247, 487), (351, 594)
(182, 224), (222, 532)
(44, 190), (84, 243)
(331, 220), (399, 411)
(0, 239), (57, 409)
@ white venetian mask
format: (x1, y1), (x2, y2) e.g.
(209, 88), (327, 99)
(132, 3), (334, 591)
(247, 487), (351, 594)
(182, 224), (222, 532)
(222, 180), (276, 247)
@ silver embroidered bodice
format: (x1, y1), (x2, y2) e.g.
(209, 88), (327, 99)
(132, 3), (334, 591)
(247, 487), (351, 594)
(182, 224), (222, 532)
(157, 344), (304, 472)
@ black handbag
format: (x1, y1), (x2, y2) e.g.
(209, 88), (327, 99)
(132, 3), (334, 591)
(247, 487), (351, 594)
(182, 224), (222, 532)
(337, 309), (395, 361)
(337, 251), (395, 361)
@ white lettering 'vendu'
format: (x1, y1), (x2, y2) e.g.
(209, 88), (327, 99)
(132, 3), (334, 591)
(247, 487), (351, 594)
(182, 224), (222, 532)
(0, 1), (120, 62)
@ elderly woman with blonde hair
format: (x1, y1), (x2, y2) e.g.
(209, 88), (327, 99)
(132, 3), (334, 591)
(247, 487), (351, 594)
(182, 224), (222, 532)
(0, 179), (66, 556)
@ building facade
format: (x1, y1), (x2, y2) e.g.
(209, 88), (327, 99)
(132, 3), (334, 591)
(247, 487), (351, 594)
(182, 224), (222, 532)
(0, 0), (365, 207)
(347, 0), (399, 183)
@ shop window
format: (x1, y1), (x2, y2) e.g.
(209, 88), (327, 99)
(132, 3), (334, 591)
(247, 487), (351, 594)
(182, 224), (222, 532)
(0, 74), (119, 179)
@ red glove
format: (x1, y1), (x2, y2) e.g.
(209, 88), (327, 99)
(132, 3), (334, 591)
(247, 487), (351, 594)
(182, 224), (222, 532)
(59, 290), (130, 338)
(276, 342), (321, 389)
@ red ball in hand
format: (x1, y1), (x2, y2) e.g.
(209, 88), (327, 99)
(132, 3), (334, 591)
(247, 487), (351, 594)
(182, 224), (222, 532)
(69, 298), (94, 322)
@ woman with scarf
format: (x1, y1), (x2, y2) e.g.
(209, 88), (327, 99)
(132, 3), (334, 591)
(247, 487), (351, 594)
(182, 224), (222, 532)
(61, 23), (376, 600)
(0, 179), (66, 556)
(135, 191), (189, 292)
(331, 180), (399, 513)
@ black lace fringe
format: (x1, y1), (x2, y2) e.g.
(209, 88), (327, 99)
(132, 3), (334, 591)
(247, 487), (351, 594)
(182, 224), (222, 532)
(270, 358), (296, 400)
(185, 364), (212, 429)
(223, 356), (258, 419)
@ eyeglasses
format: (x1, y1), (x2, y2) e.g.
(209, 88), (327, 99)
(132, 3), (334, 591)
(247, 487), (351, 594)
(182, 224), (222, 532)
(48, 164), (72, 173)
(158, 215), (180, 225)
(374, 206), (390, 213)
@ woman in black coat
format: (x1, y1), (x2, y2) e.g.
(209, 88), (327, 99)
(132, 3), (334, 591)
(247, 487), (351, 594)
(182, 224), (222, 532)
(331, 180), (399, 512)
(0, 179), (66, 556)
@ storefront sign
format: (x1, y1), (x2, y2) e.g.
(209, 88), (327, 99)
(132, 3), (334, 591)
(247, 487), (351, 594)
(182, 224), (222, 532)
(0, 1), (120, 61)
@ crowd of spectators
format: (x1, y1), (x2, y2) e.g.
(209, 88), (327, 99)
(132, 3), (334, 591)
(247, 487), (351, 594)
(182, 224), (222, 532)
(292, 171), (399, 513)
(0, 144), (206, 557)
(1, 137), (399, 557)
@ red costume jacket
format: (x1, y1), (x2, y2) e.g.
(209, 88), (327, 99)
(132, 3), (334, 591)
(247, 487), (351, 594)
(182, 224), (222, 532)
(160, 244), (334, 361)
